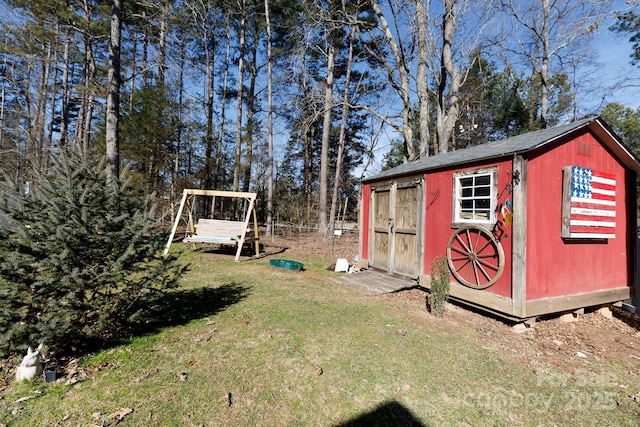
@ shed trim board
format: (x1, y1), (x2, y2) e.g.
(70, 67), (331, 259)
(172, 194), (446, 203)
(359, 183), (371, 267)
(526, 286), (632, 317)
(420, 274), (514, 315)
(628, 178), (638, 301)
(361, 117), (640, 319)
(511, 154), (528, 317)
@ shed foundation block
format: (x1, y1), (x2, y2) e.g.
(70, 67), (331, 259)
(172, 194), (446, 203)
(596, 305), (613, 319)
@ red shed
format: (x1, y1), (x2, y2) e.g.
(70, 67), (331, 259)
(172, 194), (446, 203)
(359, 117), (640, 320)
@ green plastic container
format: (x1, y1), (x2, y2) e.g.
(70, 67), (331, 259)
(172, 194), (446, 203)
(269, 259), (304, 271)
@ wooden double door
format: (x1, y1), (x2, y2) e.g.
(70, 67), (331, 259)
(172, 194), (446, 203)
(369, 180), (423, 279)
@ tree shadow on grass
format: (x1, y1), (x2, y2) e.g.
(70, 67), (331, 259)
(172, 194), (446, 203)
(335, 400), (427, 427)
(126, 282), (251, 337)
(195, 243), (287, 261)
(51, 283), (250, 364)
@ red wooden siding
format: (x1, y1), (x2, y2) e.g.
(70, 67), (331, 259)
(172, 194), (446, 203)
(422, 160), (514, 298)
(422, 171), (453, 279)
(525, 131), (630, 300)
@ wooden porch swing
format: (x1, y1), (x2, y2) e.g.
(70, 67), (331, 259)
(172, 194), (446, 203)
(163, 189), (260, 261)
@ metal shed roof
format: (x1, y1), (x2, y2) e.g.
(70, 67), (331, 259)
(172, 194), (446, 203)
(363, 116), (640, 183)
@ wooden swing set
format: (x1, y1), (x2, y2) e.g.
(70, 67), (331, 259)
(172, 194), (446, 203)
(163, 189), (260, 261)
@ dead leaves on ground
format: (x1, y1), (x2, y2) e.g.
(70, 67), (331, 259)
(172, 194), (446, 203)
(45, 359), (113, 386)
(52, 408), (135, 427)
(134, 368), (159, 383)
(89, 408), (134, 427)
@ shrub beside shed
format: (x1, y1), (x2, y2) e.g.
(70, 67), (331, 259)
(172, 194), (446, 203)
(358, 117), (640, 320)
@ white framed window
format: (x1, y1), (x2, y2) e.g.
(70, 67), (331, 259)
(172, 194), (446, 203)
(452, 168), (498, 226)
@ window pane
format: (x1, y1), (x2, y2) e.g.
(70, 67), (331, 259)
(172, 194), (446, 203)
(476, 199), (490, 209)
(460, 177), (473, 187)
(475, 211), (489, 220)
(474, 186), (490, 197)
(475, 175), (490, 186)
(461, 188), (473, 197)
(461, 200), (473, 210)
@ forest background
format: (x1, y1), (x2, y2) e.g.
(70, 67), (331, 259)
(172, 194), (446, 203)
(1, 0), (640, 236)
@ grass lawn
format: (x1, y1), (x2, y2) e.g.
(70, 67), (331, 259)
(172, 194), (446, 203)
(2, 248), (639, 426)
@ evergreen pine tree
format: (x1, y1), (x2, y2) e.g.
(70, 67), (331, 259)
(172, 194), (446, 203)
(0, 146), (185, 357)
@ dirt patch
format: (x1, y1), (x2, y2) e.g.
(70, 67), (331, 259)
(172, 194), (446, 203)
(262, 232), (640, 377)
(261, 230), (360, 261)
(194, 230), (360, 264)
(389, 289), (640, 372)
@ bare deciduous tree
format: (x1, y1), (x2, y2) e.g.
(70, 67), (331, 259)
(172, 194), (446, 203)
(328, 22), (355, 235)
(429, 0), (494, 152)
(499, 0), (611, 128)
(435, 0), (461, 153)
(415, 0), (431, 159)
(366, 0), (416, 162)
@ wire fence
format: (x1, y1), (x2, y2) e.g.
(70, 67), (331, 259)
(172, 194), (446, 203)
(266, 222), (359, 237)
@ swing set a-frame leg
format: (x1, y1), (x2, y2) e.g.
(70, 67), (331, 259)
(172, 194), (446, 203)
(164, 190), (189, 256)
(234, 196), (260, 261)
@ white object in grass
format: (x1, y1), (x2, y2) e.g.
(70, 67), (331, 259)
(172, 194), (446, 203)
(335, 258), (349, 272)
(15, 343), (44, 382)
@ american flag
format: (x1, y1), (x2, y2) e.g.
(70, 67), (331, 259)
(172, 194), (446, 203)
(567, 166), (616, 239)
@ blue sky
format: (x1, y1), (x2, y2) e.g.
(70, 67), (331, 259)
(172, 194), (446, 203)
(590, 2), (640, 110)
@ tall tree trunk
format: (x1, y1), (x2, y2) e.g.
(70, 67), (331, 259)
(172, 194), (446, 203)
(243, 56), (256, 193)
(370, 1), (414, 162)
(213, 20), (232, 189)
(265, 0), (274, 235)
(46, 33), (59, 156)
(155, 0), (169, 196)
(74, 0), (89, 148)
(243, 23), (261, 192)
(79, 0), (97, 152)
(35, 40), (50, 160)
(60, 29), (71, 146)
(328, 25), (355, 235)
(436, 0), (461, 154)
(172, 35), (186, 222)
(81, 32), (97, 150)
(300, 51), (313, 226)
(204, 46), (215, 189)
(318, 34), (335, 235)
(540, 0), (550, 128)
(528, 50), (538, 130)
(23, 55), (35, 161)
(158, 1), (168, 87)
(43, 38), (56, 159)
(304, 125), (314, 226)
(106, 0), (122, 186)
(142, 10), (150, 88)
(82, 54), (96, 152)
(128, 33), (137, 115)
(233, 0), (246, 193)
(415, 0), (430, 159)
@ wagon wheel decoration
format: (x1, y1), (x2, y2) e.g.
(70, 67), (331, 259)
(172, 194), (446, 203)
(446, 225), (505, 289)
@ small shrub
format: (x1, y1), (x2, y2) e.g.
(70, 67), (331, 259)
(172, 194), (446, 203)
(429, 256), (450, 317)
